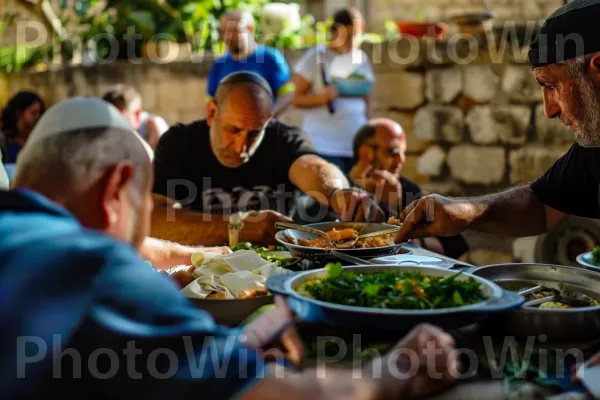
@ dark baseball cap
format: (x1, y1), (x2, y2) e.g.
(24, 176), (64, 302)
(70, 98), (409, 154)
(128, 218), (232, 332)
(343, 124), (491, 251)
(529, 0), (600, 68)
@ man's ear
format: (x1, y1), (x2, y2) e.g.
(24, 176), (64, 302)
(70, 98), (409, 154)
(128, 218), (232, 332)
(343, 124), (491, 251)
(99, 161), (135, 229)
(207, 100), (218, 126)
(589, 53), (600, 86)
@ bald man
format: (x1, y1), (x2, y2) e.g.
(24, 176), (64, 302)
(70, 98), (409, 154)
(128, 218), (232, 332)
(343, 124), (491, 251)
(349, 119), (469, 259)
(206, 10), (295, 116)
(152, 72), (384, 246)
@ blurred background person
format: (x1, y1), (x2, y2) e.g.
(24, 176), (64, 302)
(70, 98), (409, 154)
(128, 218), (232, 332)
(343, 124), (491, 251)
(350, 119), (469, 259)
(207, 10), (295, 117)
(102, 84), (168, 150)
(0, 91), (45, 163)
(292, 8), (374, 173)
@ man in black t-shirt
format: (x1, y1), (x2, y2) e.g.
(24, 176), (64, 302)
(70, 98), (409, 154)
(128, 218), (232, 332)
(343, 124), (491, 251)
(152, 72), (383, 245)
(394, 0), (600, 247)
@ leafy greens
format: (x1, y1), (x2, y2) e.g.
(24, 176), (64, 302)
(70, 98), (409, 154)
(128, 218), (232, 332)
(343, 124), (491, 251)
(299, 262), (486, 310)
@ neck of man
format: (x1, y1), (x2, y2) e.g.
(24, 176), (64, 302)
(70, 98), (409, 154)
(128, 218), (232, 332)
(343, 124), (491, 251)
(230, 40), (257, 60)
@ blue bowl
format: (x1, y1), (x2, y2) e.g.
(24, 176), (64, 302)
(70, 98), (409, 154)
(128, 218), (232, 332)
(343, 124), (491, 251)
(333, 79), (374, 98)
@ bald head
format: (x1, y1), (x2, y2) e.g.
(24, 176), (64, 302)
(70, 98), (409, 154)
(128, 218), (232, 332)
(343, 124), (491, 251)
(353, 118), (406, 174)
(220, 10), (255, 55)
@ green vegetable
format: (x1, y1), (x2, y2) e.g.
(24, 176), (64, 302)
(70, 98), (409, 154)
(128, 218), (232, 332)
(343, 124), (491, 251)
(231, 243), (295, 266)
(592, 246), (600, 264)
(301, 266), (486, 310)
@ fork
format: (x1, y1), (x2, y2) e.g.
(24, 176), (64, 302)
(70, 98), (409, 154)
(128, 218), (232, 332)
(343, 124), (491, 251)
(335, 227), (402, 249)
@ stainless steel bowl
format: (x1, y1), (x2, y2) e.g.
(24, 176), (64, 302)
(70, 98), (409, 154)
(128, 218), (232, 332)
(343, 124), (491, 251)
(275, 222), (407, 265)
(471, 263), (600, 341)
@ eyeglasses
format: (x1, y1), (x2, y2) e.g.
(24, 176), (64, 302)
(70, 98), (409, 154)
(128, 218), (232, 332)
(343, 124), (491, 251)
(366, 144), (402, 157)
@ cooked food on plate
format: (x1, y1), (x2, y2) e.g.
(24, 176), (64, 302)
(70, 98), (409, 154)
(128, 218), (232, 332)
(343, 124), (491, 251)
(181, 250), (291, 300)
(295, 262), (487, 309)
(290, 227), (393, 249)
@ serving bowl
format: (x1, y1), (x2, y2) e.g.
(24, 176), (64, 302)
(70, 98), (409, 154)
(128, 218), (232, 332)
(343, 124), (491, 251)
(332, 79), (374, 97)
(275, 222), (406, 265)
(471, 263), (600, 340)
(268, 264), (524, 332)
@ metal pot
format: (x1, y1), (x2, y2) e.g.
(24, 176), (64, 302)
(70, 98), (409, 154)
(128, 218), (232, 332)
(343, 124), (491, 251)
(469, 263), (600, 341)
(275, 222), (407, 265)
(268, 264), (524, 332)
(189, 296), (273, 327)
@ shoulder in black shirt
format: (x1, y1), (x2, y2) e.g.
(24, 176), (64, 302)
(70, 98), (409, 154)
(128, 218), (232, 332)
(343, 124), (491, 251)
(530, 143), (600, 219)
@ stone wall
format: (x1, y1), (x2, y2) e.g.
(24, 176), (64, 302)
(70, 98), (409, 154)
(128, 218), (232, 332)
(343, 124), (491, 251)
(367, 0), (564, 27)
(3, 35), (574, 264)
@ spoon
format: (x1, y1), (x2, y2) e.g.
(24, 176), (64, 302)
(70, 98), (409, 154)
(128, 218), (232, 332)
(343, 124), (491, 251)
(522, 291), (595, 308)
(335, 227), (402, 249)
(275, 222), (334, 247)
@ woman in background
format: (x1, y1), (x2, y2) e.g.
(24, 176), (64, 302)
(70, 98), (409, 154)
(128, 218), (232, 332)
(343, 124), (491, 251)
(292, 8), (373, 173)
(0, 91), (45, 163)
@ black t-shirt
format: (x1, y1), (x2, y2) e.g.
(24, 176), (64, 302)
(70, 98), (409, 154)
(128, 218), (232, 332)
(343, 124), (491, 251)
(153, 119), (316, 216)
(531, 143), (600, 219)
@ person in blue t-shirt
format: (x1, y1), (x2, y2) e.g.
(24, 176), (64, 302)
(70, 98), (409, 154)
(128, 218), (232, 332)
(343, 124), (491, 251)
(0, 97), (460, 399)
(207, 10), (295, 116)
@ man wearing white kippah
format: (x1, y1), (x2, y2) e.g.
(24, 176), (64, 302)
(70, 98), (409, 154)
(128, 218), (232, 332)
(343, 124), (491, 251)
(0, 97), (460, 400)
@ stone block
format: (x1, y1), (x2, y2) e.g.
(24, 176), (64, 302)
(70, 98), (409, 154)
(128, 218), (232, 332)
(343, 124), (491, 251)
(502, 65), (543, 103)
(417, 146), (446, 177)
(414, 105), (464, 143)
(462, 65), (500, 103)
(373, 71), (425, 111)
(425, 67), (463, 104)
(466, 105), (531, 145)
(447, 145), (506, 184)
(534, 104), (576, 144)
(509, 144), (571, 184)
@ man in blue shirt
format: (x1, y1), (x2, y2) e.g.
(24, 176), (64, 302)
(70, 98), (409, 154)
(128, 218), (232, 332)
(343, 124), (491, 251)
(207, 11), (295, 116)
(0, 97), (459, 399)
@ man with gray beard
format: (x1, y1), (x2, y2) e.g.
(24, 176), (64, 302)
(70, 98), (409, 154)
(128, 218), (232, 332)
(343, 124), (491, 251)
(394, 0), (600, 245)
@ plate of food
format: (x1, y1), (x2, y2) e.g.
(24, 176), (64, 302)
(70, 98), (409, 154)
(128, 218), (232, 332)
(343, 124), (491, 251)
(275, 222), (406, 263)
(267, 263), (524, 331)
(576, 247), (600, 270)
(177, 250), (294, 326)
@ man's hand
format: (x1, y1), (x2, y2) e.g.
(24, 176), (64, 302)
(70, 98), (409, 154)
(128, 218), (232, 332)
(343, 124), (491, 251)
(394, 194), (477, 244)
(370, 324), (459, 399)
(243, 296), (303, 366)
(353, 168), (403, 212)
(142, 237), (231, 270)
(330, 188), (385, 222)
(241, 210), (293, 245)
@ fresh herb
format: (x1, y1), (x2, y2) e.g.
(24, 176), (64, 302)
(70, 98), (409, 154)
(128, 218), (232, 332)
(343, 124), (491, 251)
(592, 246), (600, 264)
(300, 263), (486, 310)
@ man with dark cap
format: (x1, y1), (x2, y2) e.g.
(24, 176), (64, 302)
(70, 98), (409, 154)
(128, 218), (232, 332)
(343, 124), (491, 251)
(0, 97), (459, 400)
(152, 71), (385, 246)
(394, 0), (600, 249)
